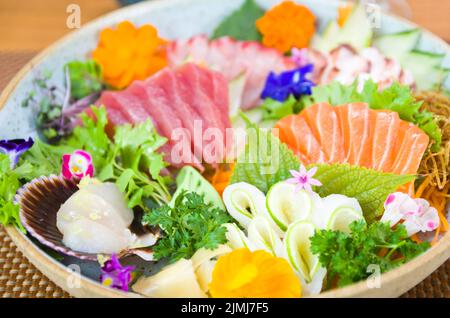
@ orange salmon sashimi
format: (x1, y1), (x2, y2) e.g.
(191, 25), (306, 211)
(275, 102), (429, 176)
(275, 114), (326, 165)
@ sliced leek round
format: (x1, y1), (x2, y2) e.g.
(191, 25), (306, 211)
(284, 221), (319, 284)
(222, 182), (267, 228)
(247, 216), (283, 256)
(266, 182), (312, 232)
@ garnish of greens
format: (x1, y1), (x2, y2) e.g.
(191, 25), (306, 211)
(142, 191), (231, 263)
(20, 106), (171, 210)
(0, 154), (25, 232)
(259, 95), (301, 121)
(22, 60), (103, 142)
(310, 220), (430, 287)
(211, 0), (264, 41)
(230, 118), (300, 193)
(300, 80), (442, 151)
(65, 60), (103, 100)
(66, 106), (171, 208)
(310, 164), (414, 223)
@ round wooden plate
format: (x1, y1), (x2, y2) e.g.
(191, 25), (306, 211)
(1, 0), (449, 297)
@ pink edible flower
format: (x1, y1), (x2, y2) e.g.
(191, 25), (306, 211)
(286, 164), (322, 194)
(290, 48), (310, 67)
(62, 150), (94, 179)
(381, 192), (440, 236)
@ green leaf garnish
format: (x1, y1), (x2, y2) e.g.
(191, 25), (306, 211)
(260, 95), (300, 120)
(143, 191), (231, 263)
(211, 0), (264, 41)
(310, 220), (429, 287)
(311, 164), (415, 222)
(65, 60), (103, 99)
(230, 127), (301, 193)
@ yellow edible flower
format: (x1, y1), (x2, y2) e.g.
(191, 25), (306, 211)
(93, 21), (167, 89)
(209, 248), (302, 298)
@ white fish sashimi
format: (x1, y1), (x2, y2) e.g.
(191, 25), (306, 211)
(56, 182), (135, 254)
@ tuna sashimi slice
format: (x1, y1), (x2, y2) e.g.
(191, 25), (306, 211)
(302, 102), (346, 163)
(167, 35), (295, 109)
(128, 80), (203, 170)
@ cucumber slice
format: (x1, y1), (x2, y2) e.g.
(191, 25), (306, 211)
(373, 29), (421, 61)
(266, 182), (312, 232)
(171, 166), (224, 210)
(326, 206), (365, 233)
(312, 4), (373, 52)
(284, 221), (319, 283)
(401, 51), (446, 90)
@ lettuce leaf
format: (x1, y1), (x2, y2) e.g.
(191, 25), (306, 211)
(300, 80), (441, 151)
(230, 126), (301, 193)
(211, 0), (264, 41)
(260, 95), (300, 120)
(311, 164), (415, 223)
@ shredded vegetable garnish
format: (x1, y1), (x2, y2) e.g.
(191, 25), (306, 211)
(210, 163), (235, 196)
(416, 91), (450, 190)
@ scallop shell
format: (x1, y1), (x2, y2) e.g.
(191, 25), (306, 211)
(16, 175), (158, 261)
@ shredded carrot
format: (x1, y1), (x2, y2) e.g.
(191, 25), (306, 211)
(210, 163), (235, 196)
(337, 4), (353, 27)
(410, 234), (422, 244)
(415, 176), (432, 198)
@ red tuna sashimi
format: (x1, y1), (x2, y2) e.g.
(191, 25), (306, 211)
(127, 80), (203, 170)
(166, 35), (295, 109)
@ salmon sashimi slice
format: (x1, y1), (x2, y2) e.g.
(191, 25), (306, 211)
(302, 102), (345, 163)
(275, 115), (326, 164)
(391, 123), (429, 175)
(274, 102), (429, 177)
(335, 103), (371, 166)
(371, 111), (400, 172)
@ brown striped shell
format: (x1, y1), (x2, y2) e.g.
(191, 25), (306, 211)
(16, 175), (158, 261)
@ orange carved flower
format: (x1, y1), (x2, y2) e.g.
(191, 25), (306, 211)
(209, 248), (302, 298)
(93, 21), (167, 89)
(256, 1), (316, 53)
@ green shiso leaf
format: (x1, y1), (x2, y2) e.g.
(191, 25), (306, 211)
(310, 163), (415, 222)
(300, 80), (442, 151)
(65, 59), (103, 99)
(211, 0), (264, 41)
(230, 126), (301, 193)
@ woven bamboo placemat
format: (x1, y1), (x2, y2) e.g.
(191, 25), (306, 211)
(0, 51), (449, 298)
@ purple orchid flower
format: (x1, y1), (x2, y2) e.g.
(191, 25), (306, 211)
(100, 254), (135, 292)
(261, 64), (315, 102)
(0, 138), (34, 169)
(286, 164), (322, 194)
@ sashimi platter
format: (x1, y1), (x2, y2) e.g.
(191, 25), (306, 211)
(1, 0), (449, 298)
